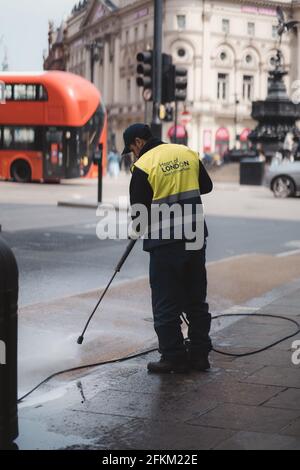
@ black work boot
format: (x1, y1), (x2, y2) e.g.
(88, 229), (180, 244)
(147, 356), (190, 374)
(189, 353), (211, 372)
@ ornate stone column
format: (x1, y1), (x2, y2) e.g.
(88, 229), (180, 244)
(113, 35), (120, 104)
(103, 38), (110, 102)
(201, 6), (212, 102)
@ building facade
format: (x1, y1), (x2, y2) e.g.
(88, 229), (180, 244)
(44, 0), (300, 155)
(44, 21), (68, 71)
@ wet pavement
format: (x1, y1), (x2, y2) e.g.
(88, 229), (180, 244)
(18, 250), (300, 397)
(17, 281), (300, 450)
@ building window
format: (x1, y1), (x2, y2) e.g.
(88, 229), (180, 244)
(245, 54), (253, 64)
(272, 25), (278, 39)
(134, 27), (138, 42)
(248, 22), (255, 36)
(177, 48), (186, 58)
(127, 78), (131, 102)
(217, 73), (229, 100)
(220, 52), (227, 61)
(125, 30), (129, 43)
(177, 15), (186, 30)
(222, 19), (230, 34)
(243, 75), (254, 101)
(144, 23), (148, 38)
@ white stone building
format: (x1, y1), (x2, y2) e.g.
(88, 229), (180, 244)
(54, 0), (300, 155)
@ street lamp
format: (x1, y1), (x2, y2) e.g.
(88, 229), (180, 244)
(85, 39), (103, 84)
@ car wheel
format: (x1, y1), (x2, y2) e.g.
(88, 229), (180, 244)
(11, 160), (32, 183)
(271, 176), (296, 198)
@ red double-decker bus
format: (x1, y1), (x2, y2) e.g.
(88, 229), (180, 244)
(0, 71), (107, 183)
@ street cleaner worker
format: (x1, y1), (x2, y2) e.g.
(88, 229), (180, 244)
(122, 123), (213, 374)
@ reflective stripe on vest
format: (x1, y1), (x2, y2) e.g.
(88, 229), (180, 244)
(133, 143), (200, 202)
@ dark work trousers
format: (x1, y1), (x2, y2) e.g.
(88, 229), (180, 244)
(149, 240), (212, 360)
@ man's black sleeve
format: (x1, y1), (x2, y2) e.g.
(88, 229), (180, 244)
(199, 161), (213, 194)
(130, 167), (153, 210)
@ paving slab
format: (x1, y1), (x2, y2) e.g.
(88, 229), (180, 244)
(280, 418), (300, 437)
(243, 366), (300, 388)
(214, 431), (300, 450)
(263, 388), (300, 411)
(186, 403), (300, 434)
(90, 419), (236, 451)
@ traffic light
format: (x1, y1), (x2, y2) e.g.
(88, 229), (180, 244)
(174, 67), (188, 101)
(136, 50), (153, 101)
(163, 104), (174, 122)
(162, 61), (188, 103)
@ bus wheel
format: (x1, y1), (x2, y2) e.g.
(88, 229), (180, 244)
(11, 160), (32, 183)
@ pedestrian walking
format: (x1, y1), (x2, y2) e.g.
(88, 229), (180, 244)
(107, 147), (120, 178)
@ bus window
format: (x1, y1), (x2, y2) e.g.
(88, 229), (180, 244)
(26, 85), (36, 100)
(10, 84), (47, 101)
(14, 128), (35, 149)
(5, 85), (13, 101)
(37, 85), (48, 101)
(46, 129), (63, 143)
(3, 126), (37, 150)
(3, 128), (13, 148)
(14, 85), (27, 100)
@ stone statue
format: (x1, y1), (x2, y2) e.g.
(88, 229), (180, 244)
(276, 6), (300, 46)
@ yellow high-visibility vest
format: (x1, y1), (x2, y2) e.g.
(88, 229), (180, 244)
(133, 143), (200, 203)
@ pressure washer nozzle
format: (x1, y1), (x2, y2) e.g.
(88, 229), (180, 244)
(77, 336), (84, 345)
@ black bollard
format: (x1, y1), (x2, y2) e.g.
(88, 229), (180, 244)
(0, 236), (19, 450)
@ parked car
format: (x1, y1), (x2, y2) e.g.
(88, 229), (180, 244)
(265, 161), (300, 198)
(223, 149), (257, 163)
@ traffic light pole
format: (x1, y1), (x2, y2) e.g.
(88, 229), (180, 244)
(151, 0), (163, 140)
(174, 99), (178, 144)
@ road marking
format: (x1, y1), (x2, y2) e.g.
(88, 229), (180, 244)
(284, 241), (300, 249)
(276, 249), (300, 258)
(207, 253), (258, 266)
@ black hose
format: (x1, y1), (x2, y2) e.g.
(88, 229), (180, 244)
(18, 312), (300, 404)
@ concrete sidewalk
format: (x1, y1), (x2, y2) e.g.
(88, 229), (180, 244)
(17, 283), (300, 450)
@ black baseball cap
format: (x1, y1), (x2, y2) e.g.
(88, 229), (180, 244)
(122, 123), (153, 155)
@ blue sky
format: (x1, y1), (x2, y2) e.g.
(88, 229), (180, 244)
(0, 0), (77, 71)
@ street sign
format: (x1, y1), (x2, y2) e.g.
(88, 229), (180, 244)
(143, 89), (153, 101)
(180, 111), (192, 126)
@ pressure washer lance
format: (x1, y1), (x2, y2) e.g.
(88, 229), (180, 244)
(77, 239), (137, 345)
